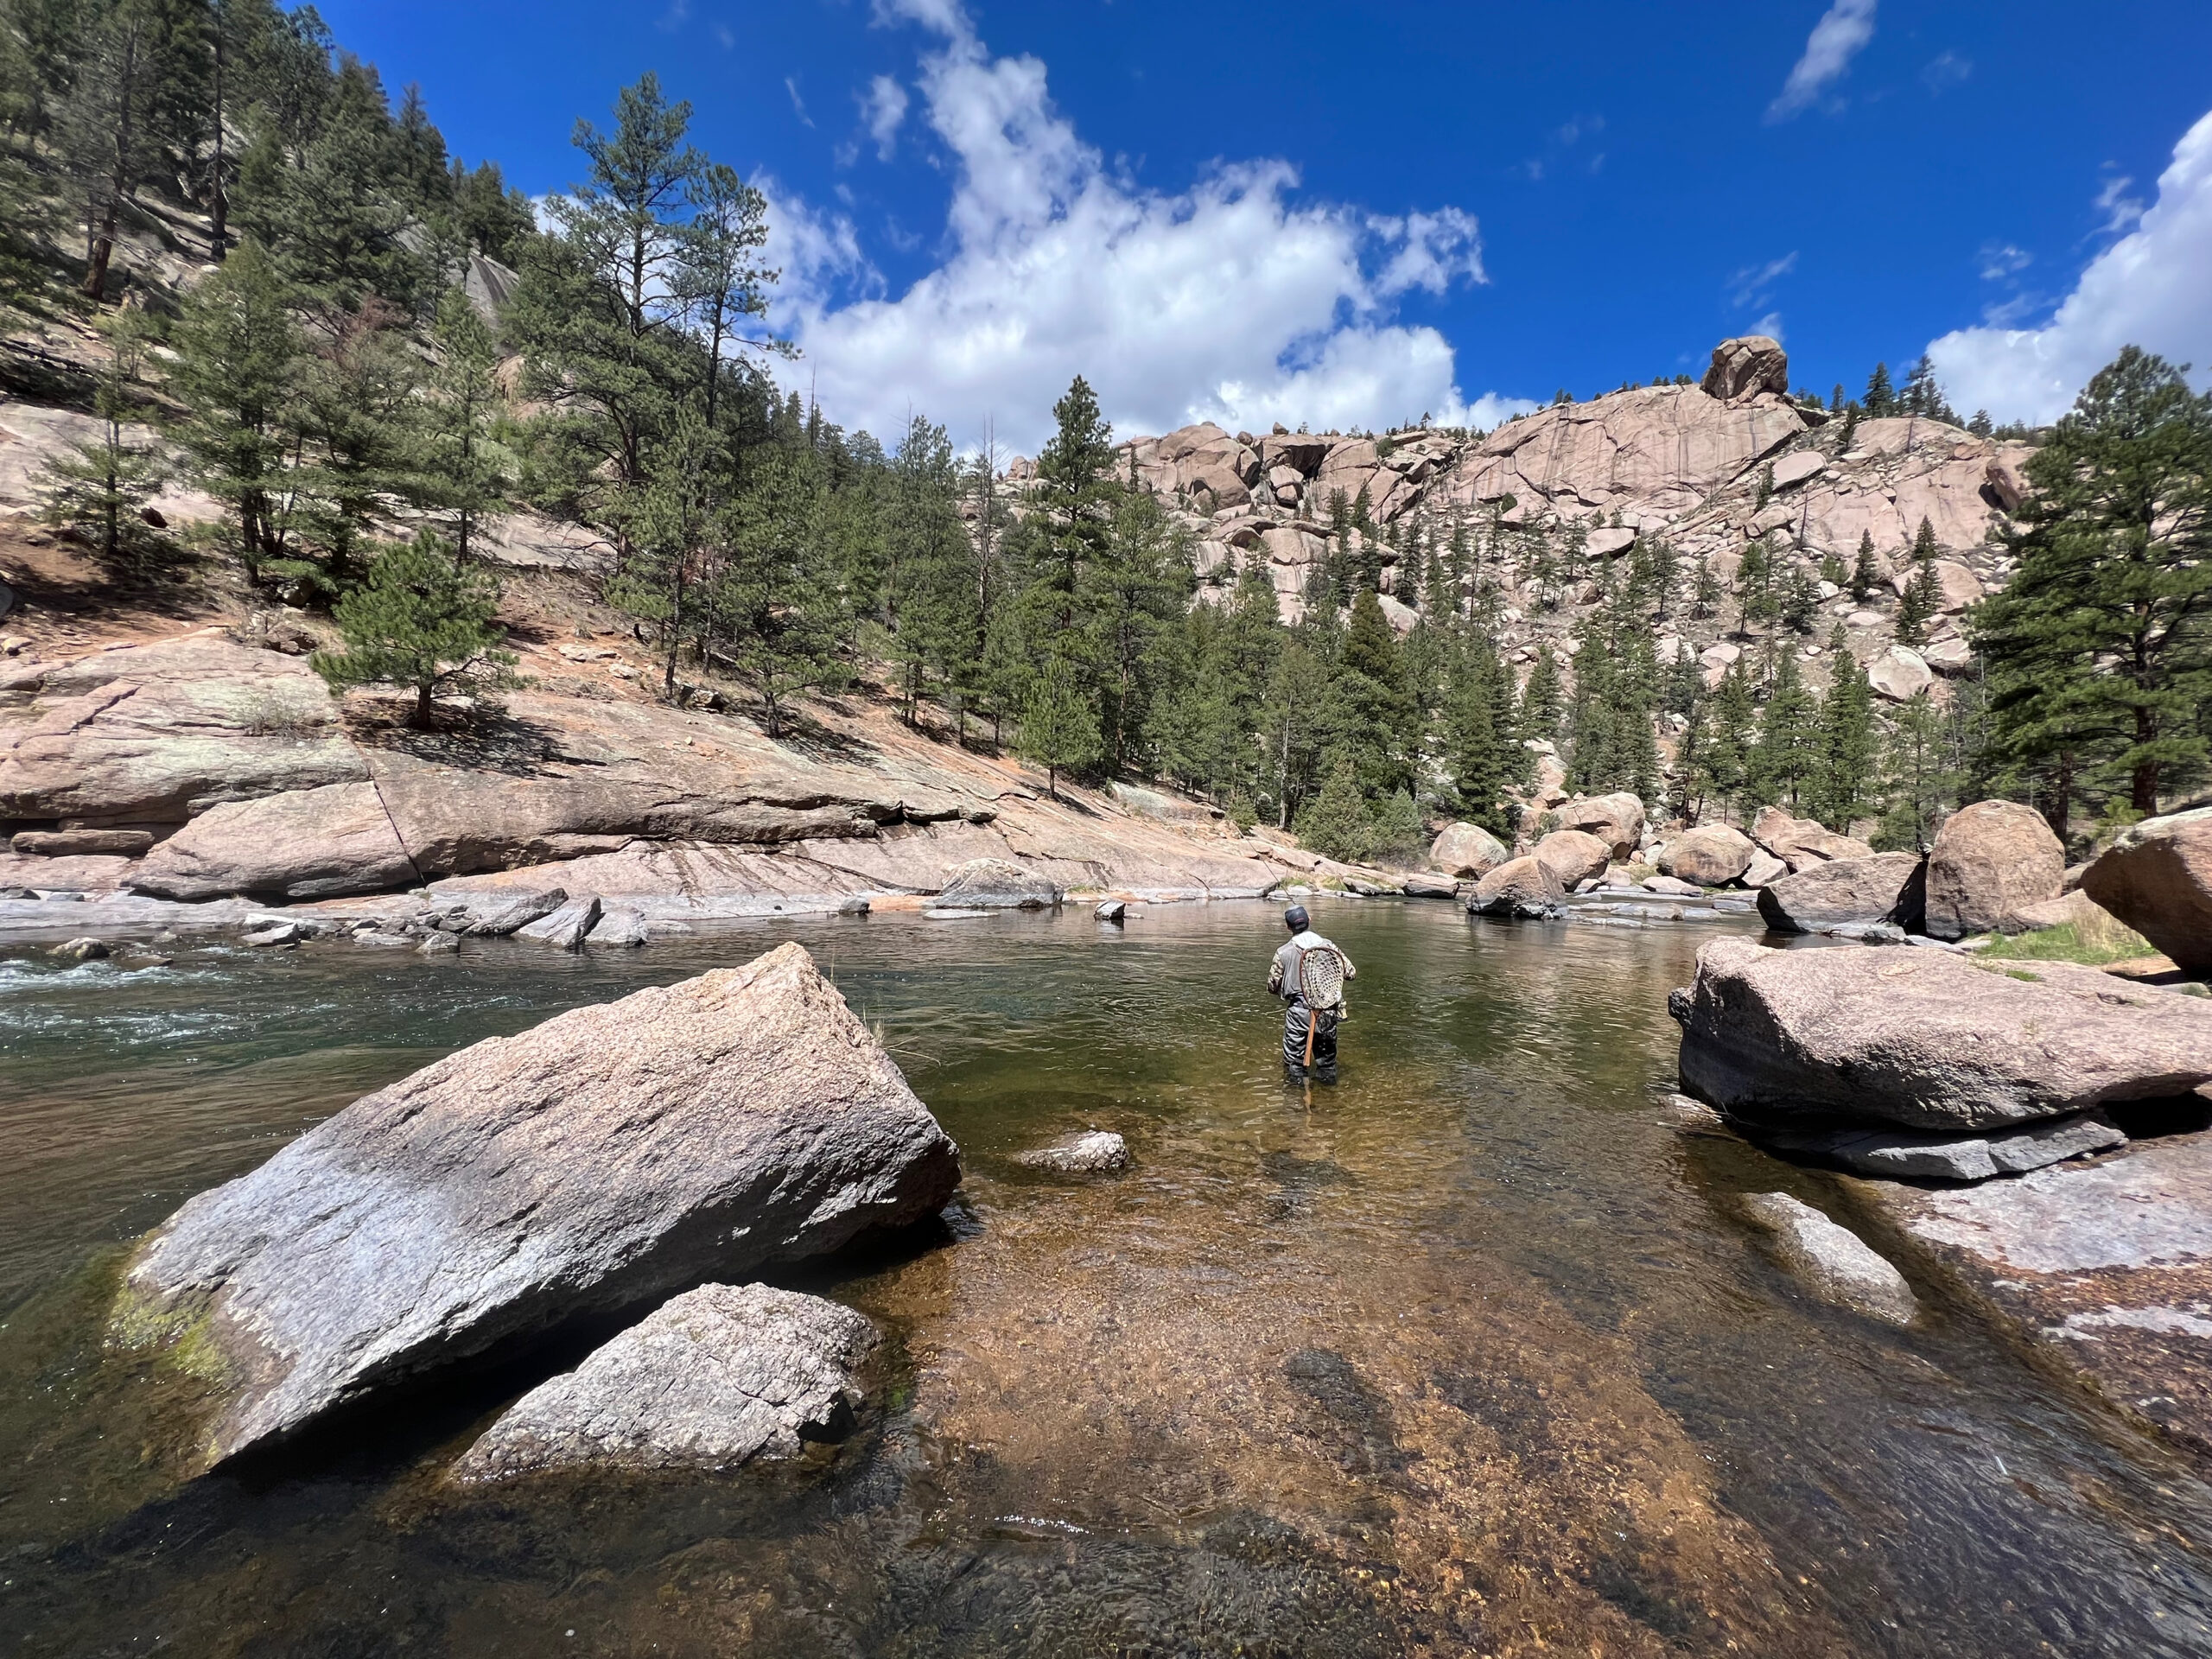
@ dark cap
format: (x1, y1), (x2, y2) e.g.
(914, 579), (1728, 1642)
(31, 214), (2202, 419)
(1283, 905), (1310, 931)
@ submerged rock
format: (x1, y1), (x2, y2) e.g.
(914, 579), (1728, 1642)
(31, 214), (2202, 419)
(115, 942), (960, 1469)
(453, 1283), (878, 1482)
(1015, 1130), (1130, 1174)
(1094, 899), (1128, 923)
(1862, 1135), (2212, 1465)
(937, 857), (1062, 910)
(1672, 938), (2212, 1132)
(1764, 1112), (2126, 1182)
(49, 937), (107, 961)
(1739, 1192), (1919, 1325)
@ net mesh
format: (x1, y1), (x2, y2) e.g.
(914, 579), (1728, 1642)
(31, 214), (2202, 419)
(1299, 946), (1346, 1011)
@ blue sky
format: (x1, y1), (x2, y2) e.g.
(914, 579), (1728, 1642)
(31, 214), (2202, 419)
(321, 0), (2212, 451)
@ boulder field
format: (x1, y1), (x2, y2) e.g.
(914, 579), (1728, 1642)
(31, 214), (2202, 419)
(0, 631), (1360, 931)
(113, 942), (960, 1470)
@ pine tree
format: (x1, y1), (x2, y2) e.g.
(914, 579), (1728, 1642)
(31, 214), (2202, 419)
(1295, 758), (1374, 864)
(1850, 531), (1879, 601)
(1692, 554), (1720, 619)
(413, 287), (511, 563)
(1019, 657), (1102, 800)
(1973, 346), (2212, 827)
(1445, 652), (1510, 834)
(1874, 690), (1946, 851)
(1834, 404), (1860, 457)
(711, 444), (844, 736)
(1694, 658), (1758, 822)
(312, 531), (516, 726)
(1809, 627), (1878, 830)
(1748, 643), (1820, 807)
(38, 307), (166, 570)
(1519, 645), (1565, 747)
(1864, 363), (1895, 417)
(170, 238), (308, 582)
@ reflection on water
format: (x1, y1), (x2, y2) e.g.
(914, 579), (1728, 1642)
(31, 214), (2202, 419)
(3, 901), (2211, 1656)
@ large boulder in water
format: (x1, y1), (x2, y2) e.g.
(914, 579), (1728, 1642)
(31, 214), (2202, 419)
(2081, 806), (2212, 972)
(1428, 821), (1509, 878)
(114, 942), (960, 1469)
(1533, 829), (1610, 889)
(1467, 855), (1565, 918)
(1924, 800), (2064, 938)
(1755, 852), (1926, 933)
(936, 856), (1061, 909)
(1658, 823), (1755, 887)
(1671, 937), (2212, 1132)
(453, 1283), (878, 1483)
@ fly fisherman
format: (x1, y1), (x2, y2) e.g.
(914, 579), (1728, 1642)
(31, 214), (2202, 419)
(1267, 905), (1355, 1080)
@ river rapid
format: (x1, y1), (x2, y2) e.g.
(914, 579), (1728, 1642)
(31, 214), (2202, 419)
(3, 899), (2210, 1656)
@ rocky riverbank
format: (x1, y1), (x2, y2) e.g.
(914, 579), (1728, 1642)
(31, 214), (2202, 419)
(0, 629), (1421, 943)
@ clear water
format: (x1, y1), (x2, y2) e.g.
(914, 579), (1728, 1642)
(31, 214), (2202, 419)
(2, 900), (2209, 1656)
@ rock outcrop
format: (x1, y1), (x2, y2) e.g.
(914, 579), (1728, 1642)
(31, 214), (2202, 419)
(1, 634), (1287, 923)
(1700, 336), (1789, 404)
(1923, 800), (2065, 939)
(1672, 938), (2212, 1132)
(1468, 855), (1566, 918)
(115, 943), (960, 1468)
(1659, 823), (1755, 887)
(1429, 821), (1509, 878)
(453, 1283), (879, 1482)
(1738, 1192), (1918, 1325)
(1754, 852), (1925, 933)
(2081, 807), (2212, 972)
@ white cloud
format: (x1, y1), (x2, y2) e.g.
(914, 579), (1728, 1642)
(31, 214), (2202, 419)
(1927, 109), (2212, 423)
(785, 76), (813, 129)
(1752, 312), (1786, 344)
(1978, 242), (2031, 281)
(1768, 0), (1878, 122)
(2094, 170), (2145, 233)
(764, 1), (1529, 451)
(1727, 251), (1797, 309)
(861, 75), (909, 161)
(1920, 51), (1971, 93)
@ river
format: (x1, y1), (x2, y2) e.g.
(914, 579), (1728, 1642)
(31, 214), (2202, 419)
(3, 899), (2209, 1656)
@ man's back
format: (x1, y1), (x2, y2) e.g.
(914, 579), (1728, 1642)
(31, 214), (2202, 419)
(1270, 929), (1355, 1004)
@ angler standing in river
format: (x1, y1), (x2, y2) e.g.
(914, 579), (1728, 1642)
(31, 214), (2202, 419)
(1267, 905), (1354, 1082)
